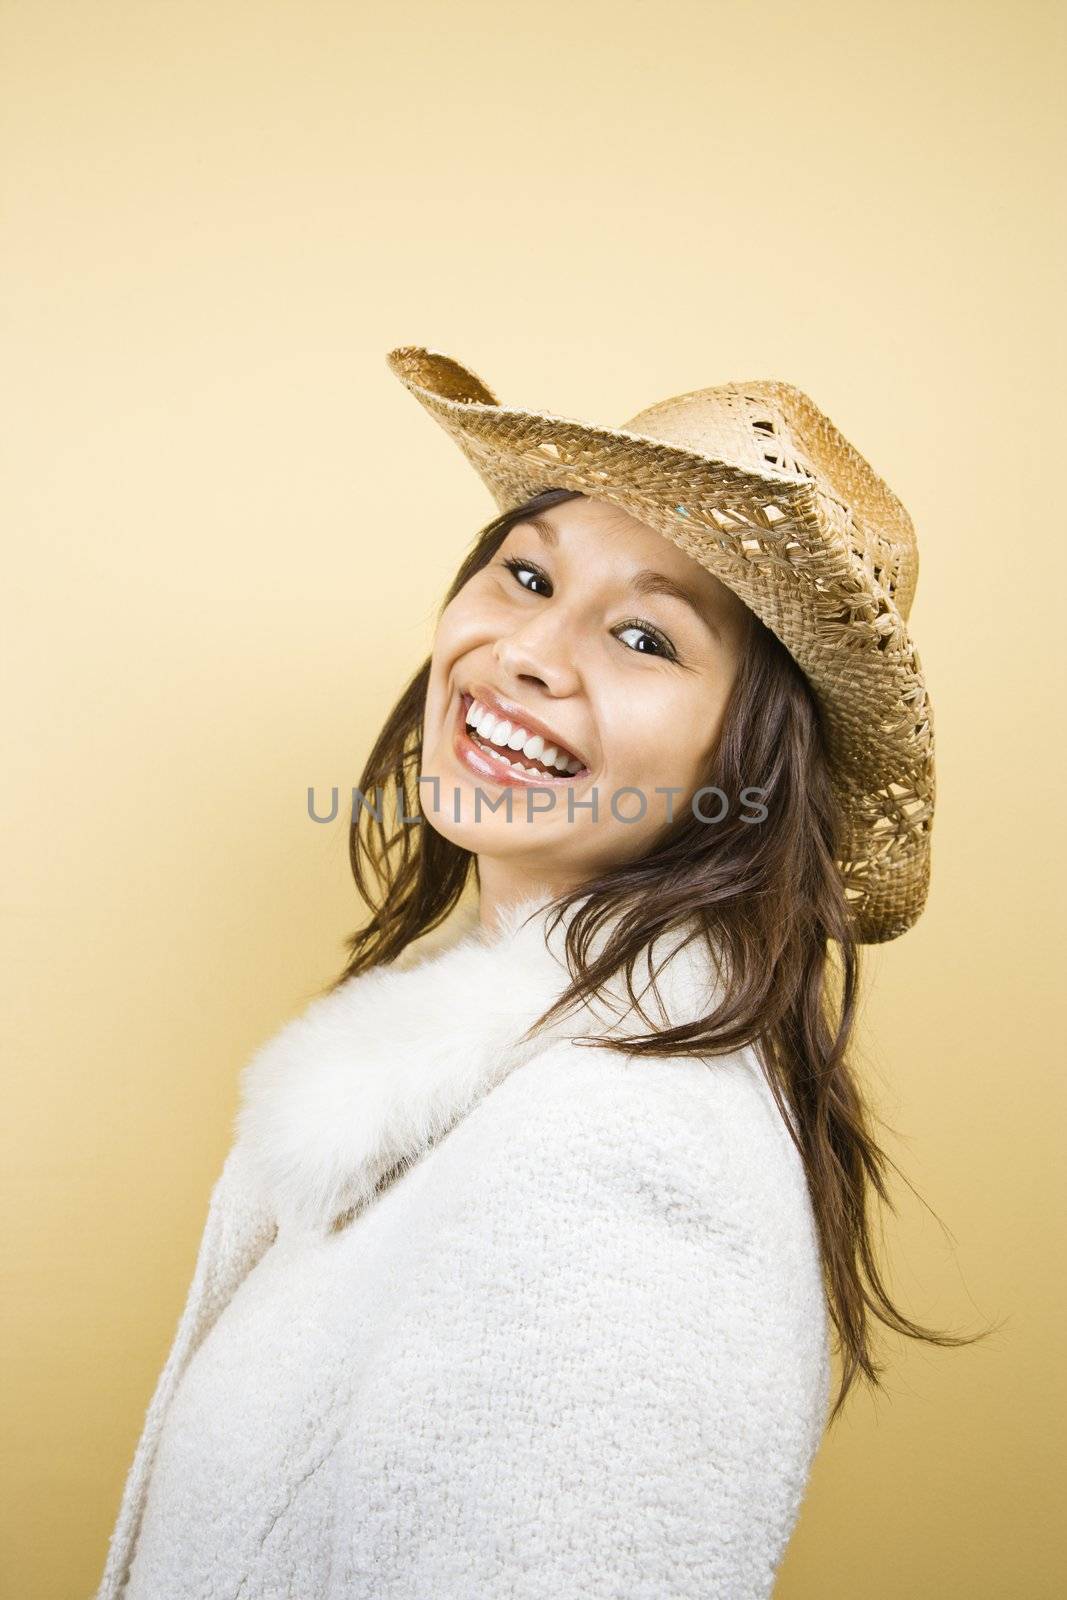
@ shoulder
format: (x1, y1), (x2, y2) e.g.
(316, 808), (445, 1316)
(442, 1035), (828, 1329)
(476, 1035), (813, 1224)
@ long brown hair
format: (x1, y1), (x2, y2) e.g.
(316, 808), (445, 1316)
(328, 486), (993, 1423)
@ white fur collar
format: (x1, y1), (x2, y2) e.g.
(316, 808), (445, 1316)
(234, 891), (723, 1236)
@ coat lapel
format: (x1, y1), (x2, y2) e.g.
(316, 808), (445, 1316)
(233, 891), (725, 1237)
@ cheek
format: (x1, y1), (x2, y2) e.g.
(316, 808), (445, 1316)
(600, 686), (724, 789)
(599, 708), (673, 789)
(431, 588), (498, 672)
(425, 591), (502, 736)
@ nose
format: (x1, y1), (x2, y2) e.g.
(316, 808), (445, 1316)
(491, 605), (581, 697)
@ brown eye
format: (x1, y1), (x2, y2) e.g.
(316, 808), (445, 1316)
(501, 557), (551, 596)
(615, 622), (677, 661)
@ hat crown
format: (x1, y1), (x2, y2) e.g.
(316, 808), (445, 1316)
(622, 380), (919, 622)
(623, 383), (818, 484)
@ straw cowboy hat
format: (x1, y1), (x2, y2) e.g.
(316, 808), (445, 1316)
(386, 345), (935, 944)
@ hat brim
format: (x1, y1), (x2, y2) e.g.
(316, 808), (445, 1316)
(386, 345), (934, 944)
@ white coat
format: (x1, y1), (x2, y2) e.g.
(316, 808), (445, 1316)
(94, 892), (831, 1600)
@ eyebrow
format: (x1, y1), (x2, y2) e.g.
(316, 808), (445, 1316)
(519, 515), (723, 642)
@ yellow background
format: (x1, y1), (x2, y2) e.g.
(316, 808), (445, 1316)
(4, 2), (1064, 1595)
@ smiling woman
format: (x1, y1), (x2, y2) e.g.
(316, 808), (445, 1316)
(417, 494), (755, 895)
(95, 350), (988, 1600)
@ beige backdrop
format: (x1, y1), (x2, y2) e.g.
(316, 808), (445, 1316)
(4, 2), (1064, 1596)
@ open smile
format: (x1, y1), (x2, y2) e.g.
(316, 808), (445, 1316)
(453, 693), (590, 787)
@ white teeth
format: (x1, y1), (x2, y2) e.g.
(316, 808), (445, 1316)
(465, 699), (584, 775)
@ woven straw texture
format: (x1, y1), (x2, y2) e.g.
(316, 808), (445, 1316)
(386, 346), (934, 944)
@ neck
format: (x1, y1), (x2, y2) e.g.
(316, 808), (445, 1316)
(475, 856), (585, 937)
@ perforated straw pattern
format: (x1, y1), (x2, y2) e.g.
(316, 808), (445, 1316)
(386, 347), (935, 944)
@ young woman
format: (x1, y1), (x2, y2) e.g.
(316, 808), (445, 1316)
(96, 347), (978, 1599)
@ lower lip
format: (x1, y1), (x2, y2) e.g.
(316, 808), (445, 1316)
(452, 694), (588, 788)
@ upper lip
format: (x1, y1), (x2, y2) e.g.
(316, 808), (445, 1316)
(462, 684), (588, 769)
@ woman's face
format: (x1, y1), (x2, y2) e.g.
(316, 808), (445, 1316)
(420, 496), (752, 903)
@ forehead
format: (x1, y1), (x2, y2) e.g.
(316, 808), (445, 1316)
(514, 494), (664, 545)
(508, 497), (746, 616)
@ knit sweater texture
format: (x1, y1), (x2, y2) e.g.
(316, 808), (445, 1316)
(94, 892), (831, 1599)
